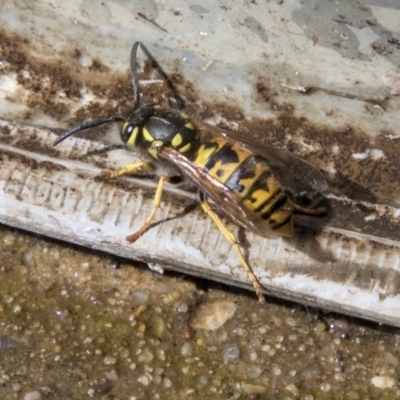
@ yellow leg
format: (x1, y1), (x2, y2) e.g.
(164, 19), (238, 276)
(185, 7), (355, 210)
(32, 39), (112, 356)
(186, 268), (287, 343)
(101, 161), (153, 178)
(126, 175), (169, 243)
(200, 197), (266, 303)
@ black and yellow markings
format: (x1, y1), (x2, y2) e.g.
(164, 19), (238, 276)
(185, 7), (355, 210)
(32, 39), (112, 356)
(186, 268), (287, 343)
(171, 133), (183, 147)
(243, 173), (294, 236)
(178, 142), (192, 154)
(194, 139), (295, 236)
(126, 128), (139, 147)
(53, 41), (327, 303)
(142, 126), (154, 143)
(227, 159), (269, 196)
(185, 121), (195, 130)
(260, 194), (293, 235)
(195, 140), (250, 182)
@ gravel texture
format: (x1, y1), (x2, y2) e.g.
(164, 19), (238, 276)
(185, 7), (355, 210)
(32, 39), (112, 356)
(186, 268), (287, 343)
(0, 225), (399, 399)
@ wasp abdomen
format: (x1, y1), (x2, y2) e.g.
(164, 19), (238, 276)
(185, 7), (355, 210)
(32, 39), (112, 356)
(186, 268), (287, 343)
(194, 138), (294, 236)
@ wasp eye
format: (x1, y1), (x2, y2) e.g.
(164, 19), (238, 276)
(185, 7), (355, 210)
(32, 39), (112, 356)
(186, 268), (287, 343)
(122, 123), (139, 146)
(126, 125), (133, 134)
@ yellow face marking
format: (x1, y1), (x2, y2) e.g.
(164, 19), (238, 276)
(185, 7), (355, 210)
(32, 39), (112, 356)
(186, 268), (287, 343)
(126, 127), (139, 147)
(171, 133), (183, 147)
(179, 142), (192, 153)
(142, 126), (153, 143)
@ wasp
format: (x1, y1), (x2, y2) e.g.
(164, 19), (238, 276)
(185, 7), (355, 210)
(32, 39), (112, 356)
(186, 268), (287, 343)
(53, 42), (327, 302)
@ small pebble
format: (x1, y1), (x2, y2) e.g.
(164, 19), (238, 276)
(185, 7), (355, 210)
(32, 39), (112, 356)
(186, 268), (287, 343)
(119, 347), (130, 358)
(0, 334), (16, 352)
(162, 377), (172, 388)
(138, 373), (152, 386)
(276, 335), (284, 343)
(241, 382), (266, 394)
(384, 351), (399, 367)
(105, 370), (118, 381)
(21, 250), (34, 267)
(330, 319), (350, 333)
(3, 233), (15, 246)
(273, 366), (281, 376)
(132, 291), (148, 305)
(176, 303), (188, 313)
(190, 300), (237, 330)
(286, 383), (299, 395)
(13, 305), (22, 313)
(320, 383), (331, 392)
(12, 383), (21, 392)
(180, 326), (192, 341)
(248, 365), (262, 379)
(155, 347), (166, 361)
(194, 374), (208, 386)
(248, 351), (258, 361)
(180, 342), (193, 357)
(103, 356), (117, 365)
(23, 391), (42, 400)
(222, 343), (240, 361)
(150, 316), (167, 339)
(334, 372), (346, 382)
(371, 376), (396, 389)
(285, 317), (297, 327)
(249, 336), (261, 348)
(138, 348), (155, 363)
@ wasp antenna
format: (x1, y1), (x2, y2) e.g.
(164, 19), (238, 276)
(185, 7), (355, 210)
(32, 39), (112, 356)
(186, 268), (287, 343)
(131, 41), (185, 111)
(130, 42), (141, 110)
(53, 116), (125, 146)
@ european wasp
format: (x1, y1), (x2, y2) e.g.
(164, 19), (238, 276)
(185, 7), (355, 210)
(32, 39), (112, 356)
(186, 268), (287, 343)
(54, 42), (327, 302)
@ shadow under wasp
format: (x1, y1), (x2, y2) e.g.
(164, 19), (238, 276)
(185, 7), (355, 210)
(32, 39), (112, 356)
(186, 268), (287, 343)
(53, 42), (327, 302)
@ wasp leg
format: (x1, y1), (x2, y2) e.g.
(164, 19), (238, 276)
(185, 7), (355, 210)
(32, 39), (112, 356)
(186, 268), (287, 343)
(200, 195), (266, 303)
(126, 175), (169, 243)
(101, 161), (153, 179)
(293, 203), (327, 216)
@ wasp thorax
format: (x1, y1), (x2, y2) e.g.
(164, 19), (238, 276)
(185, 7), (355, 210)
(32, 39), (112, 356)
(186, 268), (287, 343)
(140, 109), (198, 159)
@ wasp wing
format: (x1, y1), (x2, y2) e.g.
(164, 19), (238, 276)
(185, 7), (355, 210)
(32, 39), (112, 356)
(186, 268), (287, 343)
(202, 124), (327, 194)
(159, 147), (279, 239)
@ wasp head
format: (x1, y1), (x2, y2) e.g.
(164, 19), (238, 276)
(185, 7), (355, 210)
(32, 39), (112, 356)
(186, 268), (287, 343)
(121, 104), (156, 146)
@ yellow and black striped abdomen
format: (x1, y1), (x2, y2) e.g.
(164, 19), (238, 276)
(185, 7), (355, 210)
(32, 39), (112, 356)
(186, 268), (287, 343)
(193, 138), (294, 236)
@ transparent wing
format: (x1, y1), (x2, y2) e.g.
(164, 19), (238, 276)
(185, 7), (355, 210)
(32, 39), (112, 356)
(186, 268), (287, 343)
(159, 147), (280, 238)
(202, 124), (327, 194)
